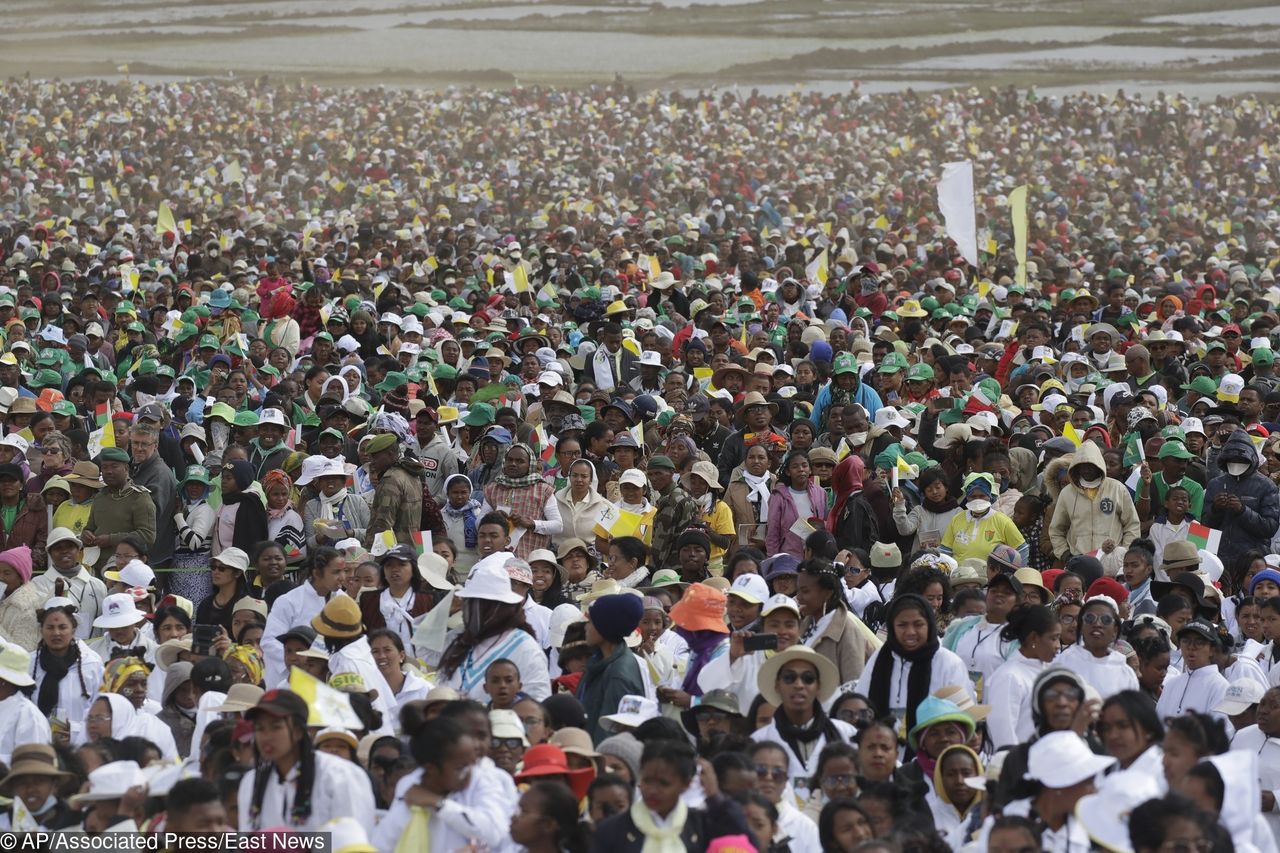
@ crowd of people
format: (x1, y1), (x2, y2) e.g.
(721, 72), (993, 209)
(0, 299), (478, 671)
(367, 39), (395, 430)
(0, 75), (1277, 852)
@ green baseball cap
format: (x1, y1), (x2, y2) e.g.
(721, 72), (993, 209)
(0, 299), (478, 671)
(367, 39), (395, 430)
(833, 352), (857, 376)
(906, 363), (935, 382)
(461, 402), (496, 427)
(375, 371), (409, 393)
(1180, 376), (1218, 396)
(233, 411), (260, 428)
(1157, 442), (1194, 461)
(878, 352), (909, 374)
(1253, 348), (1275, 366)
(52, 400), (77, 417)
(33, 369), (62, 388)
(180, 465), (211, 486)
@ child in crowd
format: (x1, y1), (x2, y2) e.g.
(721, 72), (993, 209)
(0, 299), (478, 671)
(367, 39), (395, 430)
(484, 658), (523, 710)
(1148, 485), (1192, 571)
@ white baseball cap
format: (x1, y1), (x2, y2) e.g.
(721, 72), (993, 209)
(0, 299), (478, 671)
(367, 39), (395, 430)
(258, 408), (288, 428)
(103, 559), (155, 589)
(727, 573), (769, 606)
(1214, 679), (1265, 715)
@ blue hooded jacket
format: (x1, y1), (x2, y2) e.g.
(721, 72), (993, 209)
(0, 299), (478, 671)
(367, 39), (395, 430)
(1203, 430), (1280, 569)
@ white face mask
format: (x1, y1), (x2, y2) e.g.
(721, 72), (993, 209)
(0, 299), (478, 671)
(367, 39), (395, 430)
(900, 436), (918, 451)
(1078, 477), (1103, 489)
(1227, 461), (1251, 477)
(847, 431), (868, 447)
(967, 499), (991, 515)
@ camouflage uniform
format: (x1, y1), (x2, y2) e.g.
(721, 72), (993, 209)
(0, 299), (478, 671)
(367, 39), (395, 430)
(650, 483), (700, 572)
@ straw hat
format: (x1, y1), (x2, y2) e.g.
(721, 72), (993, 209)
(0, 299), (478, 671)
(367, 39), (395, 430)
(757, 645), (839, 706)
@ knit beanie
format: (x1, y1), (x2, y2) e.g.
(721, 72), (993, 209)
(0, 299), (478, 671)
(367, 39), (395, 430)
(597, 732), (644, 781)
(0, 545), (32, 583)
(810, 341), (833, 364)
(587, 593), (644, 644)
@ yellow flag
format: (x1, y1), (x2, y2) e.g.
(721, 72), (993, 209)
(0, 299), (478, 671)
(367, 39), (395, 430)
(872, 214), (890, 230)
(977, 281), (991, 301)
(648, 255), (662, 280)
(288, 667), (363, 728)
(1009, 184), (1029, 287)
(835, 438), (851, 462)
(1062, 422), (1083, 447)
(805, 250), (828, 285)
(102, 418), (116, 449)
(896, 456), (913, 478)
(371, 530), (397, 555)
(156, 201), (177, 236)
(512, 264), (530, 293)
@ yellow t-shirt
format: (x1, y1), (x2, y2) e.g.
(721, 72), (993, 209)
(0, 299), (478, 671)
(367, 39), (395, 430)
(940, 510), (1026, 564)
(703, 500), (736, 574)
(53, 500), (92, 538)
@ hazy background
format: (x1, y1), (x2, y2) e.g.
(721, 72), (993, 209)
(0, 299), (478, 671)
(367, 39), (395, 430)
(8, 0), (1280, 96)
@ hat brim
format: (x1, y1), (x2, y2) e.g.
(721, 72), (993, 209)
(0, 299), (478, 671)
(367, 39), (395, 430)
(757, 647), (839, 706)
(907, 712), (976, 750)
(0, 664), (34, 688)
(456, 587), (523, 605)
(0, 762), (71, 795)
(93, 611), (146, 630)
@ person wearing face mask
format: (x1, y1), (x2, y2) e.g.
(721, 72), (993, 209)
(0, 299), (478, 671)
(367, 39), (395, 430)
(1203, 429), (1280, 573)
(940, 473), (1027, 565)
(1048, 442), (1141, 565)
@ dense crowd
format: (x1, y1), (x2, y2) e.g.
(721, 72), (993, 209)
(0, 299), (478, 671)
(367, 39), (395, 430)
(0, 76), (1277, 852)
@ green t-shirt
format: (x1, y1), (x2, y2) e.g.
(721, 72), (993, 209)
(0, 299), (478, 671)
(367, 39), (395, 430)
(1150, 473), (1204, 519)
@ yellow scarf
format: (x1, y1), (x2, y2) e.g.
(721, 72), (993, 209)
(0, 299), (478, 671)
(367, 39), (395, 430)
(630, 798), (688, 853)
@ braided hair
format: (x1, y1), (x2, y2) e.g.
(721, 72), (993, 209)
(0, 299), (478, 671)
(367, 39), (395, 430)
(248, 712), (316, 828)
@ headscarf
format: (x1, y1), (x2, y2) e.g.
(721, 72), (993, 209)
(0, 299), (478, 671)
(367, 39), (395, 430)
(933, 744), (983, 813)
(867, 594), (940, 733)
(103, 656), (150, 694)
(262, 469), (294, 520)
(223, 460), (270, 551)
(224, 644), (265, 685)
(338, 364), (364, 398)
(827, 455), (866, 533)
(493, 442), (544, 489)
(442, 473), (482, 548)
(1008, 446), (1038, 493)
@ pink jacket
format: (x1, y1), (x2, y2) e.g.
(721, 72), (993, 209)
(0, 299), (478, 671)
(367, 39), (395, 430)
(766, 480), (828, 557)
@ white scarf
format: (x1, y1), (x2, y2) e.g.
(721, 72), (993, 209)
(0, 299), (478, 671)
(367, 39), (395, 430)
(630, 798), (687, 853)
(742, 470), (773, 521)
(619, 500), (651, 514)
(318, 488), (349, 521)
(593, 346), (620, 392)
(693, 492), (714, 514)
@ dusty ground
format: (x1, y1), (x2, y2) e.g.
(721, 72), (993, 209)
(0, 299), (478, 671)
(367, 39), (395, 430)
(6, 0), (1280, 95)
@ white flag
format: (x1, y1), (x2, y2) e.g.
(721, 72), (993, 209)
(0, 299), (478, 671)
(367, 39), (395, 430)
(938, 161), (978, 267)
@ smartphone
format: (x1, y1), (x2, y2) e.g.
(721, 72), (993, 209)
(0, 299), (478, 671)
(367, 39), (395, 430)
(743, 633), (779, 653)
(192, 623), (219, 656)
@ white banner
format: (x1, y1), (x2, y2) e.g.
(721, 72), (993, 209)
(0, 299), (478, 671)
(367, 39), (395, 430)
(938, 161), (978, 267)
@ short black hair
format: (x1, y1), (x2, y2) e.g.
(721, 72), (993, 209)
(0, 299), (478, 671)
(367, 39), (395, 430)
(640, 739), (697, 782)
(167, 777), (221, 818)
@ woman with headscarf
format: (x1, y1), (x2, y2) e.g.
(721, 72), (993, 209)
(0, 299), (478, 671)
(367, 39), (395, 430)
(213, 460), (270, 554)
(224, 644), (265, 686)
(440, 473), (486, 575)
(260, 288), (300, 358)
(438, 555), (551, 701)
(828, 455), (882, 553)
(556, 458), (610, 547)
(348, 309), (382, 359)
(468, 426), (512, 491)
(726, 442), (775, 550)
(854, 594), (970, 731)
(155, 661), (196, 756)
(263, 470), (306, 565)
(338, 364), (364, 399)
(82, 691), (178, 761)
(926, 743), (984, 850)
(483, 442), (562, 560)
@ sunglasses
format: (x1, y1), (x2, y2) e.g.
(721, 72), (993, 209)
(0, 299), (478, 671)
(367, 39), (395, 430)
(821, 773), (857, 788)
(1082, 612), (1117, 626)
(754, 765), (788, 782)
(835, 708), (876, 726)
(491, 737), (525, 751)
(780, 670), (818, 686)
